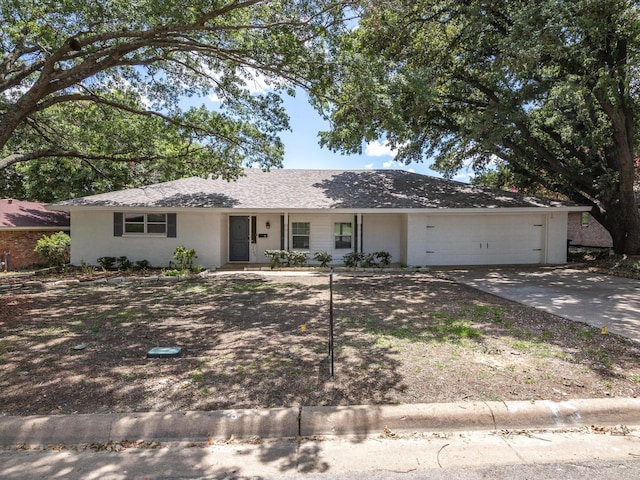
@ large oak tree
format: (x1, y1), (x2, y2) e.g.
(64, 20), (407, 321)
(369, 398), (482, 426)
(1, 0), (353, 198)
(316, 0), (640, 254)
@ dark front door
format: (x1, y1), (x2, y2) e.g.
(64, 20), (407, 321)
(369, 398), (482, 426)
(229, 216), (250, 261)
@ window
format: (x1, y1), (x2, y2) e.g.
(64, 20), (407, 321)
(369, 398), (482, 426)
(124, 213), (167, 234)
(581, 212), (590, 227)
(334, 222), (352, 249)
(292, 222), (310, 249)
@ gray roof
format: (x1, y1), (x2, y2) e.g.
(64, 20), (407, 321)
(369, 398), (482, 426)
(52, 169), (579, 210)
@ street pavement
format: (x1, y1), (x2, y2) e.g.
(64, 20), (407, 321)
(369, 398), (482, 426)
(441, 265), (640, 343)
(2, 428), (640, 479)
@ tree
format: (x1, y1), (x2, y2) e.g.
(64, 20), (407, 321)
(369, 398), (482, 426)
(316, 0), (640, 254)
(1, 0), (354, 191)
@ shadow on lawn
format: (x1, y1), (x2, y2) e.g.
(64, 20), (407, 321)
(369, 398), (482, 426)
(1, 273), (639, 420)
(0, 275), (406, 416)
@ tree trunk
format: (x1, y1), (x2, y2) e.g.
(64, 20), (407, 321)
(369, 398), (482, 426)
(601, 191), (640, 255)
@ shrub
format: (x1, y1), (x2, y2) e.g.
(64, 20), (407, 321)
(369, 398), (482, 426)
(373, 251), (392, 267)
(173, 245), (198, 272)
(313, 251), (333, 267)
(116, 256), (132, 271)
(342, 251), (392, 268)
(287, 250), (309, 267)
(97, 256), (117, 271)
(34, 231), (70, 268)
(134, 259), (151, 272)
(163, 269), (182, 277)
(80, 260), (95, 274)
(264, 249), (286, 268)
(264, 249), (309, 268)
(342, 252), (364, 268)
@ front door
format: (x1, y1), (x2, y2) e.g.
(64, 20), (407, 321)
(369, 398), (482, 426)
(229, 216), (250, 261)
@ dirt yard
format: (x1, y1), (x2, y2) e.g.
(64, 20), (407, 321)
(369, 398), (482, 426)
(1, 271), (639, 416)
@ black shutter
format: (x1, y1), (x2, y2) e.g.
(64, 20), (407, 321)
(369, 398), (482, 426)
(167, 213), (177, 238)
(114, 213), (123, 237)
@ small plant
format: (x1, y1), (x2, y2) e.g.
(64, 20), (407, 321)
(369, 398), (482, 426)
(314, 251), (333, 267)
(343, 252), (364, 268)
(162, 268), (182, 277)
(373, 251), (392, 267)
(97, 256), (117, 271)
(342, 251), (392, 268)
(287, 250), (309, 267)
(173, 245), (198, 273)
(34, 231), (71, 268)
(80, 260), (95, 274)
(264, 249), (286, 268)
(116, 256), (132, 271)
(264, 249), (308, 267)
(134, 259), (151, 272)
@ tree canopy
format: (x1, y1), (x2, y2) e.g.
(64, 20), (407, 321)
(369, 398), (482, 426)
(0, 0), (354, 198)
(317, 0), (640, 254)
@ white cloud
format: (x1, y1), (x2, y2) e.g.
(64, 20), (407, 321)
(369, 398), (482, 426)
(383, 160), (393, 168)
(365, 140), (395, 157)
(364, 163), (374, 169)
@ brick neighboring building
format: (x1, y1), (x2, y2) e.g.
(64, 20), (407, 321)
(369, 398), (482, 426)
(568, 191), (639, 249)
(0, 199), (70, 271)
(567, 212), (613, 248)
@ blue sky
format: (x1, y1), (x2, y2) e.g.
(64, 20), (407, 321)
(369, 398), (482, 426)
(203, 80), (475, 183)
(277, 91), (451, 177)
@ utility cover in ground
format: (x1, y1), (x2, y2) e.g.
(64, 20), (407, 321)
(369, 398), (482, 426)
(147, 347), (182, 358)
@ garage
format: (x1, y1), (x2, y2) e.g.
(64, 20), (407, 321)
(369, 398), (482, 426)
(423, 214), (545, 266)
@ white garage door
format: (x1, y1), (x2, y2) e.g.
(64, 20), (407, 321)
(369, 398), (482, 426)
(424, 214), (545, 265)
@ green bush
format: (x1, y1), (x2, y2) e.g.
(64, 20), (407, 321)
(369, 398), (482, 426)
(163, 268), (182, 277)
(264, 249), (309, 268)
(343, 251), (392, 268)
(97, 256), (117, 271)
(173, 245), (199, 273)
(134, 259), (151, 272)
(342, 252), (364, 268)
(34, 231), (70, 268)
(116, 256), (132, 271)
(373, 251), (392, 267)
(264, 249), (286, 268)
(287, 250), (308, 266)
(313, 251), (333, 267)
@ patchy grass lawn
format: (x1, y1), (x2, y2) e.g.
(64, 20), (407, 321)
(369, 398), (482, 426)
(1, 272), (639, 416)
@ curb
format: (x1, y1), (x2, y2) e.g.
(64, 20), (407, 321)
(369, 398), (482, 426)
(1, 398), (639, 446)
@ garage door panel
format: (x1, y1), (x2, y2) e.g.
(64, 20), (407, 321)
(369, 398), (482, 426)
(425, 215), (544, 265)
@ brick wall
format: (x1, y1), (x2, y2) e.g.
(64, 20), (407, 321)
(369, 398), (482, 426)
(0, 230), (66, 271)
(567, 213), (613, 248)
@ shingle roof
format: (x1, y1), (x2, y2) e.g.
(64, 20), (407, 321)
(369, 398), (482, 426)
(52, 169), (579, 210)
(1, 199), (70, 228)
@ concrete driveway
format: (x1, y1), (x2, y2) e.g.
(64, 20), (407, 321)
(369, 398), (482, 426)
(442, 266), (640, 344)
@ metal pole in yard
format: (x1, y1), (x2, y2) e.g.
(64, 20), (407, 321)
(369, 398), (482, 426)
(329, 267), (334, 377)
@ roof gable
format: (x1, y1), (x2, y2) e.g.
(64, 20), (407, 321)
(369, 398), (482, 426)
(52, 169), (579, 210)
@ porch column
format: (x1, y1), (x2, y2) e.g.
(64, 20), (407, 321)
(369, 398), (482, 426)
(357, 213), (363, 253)
(283, 212), (289, 250)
